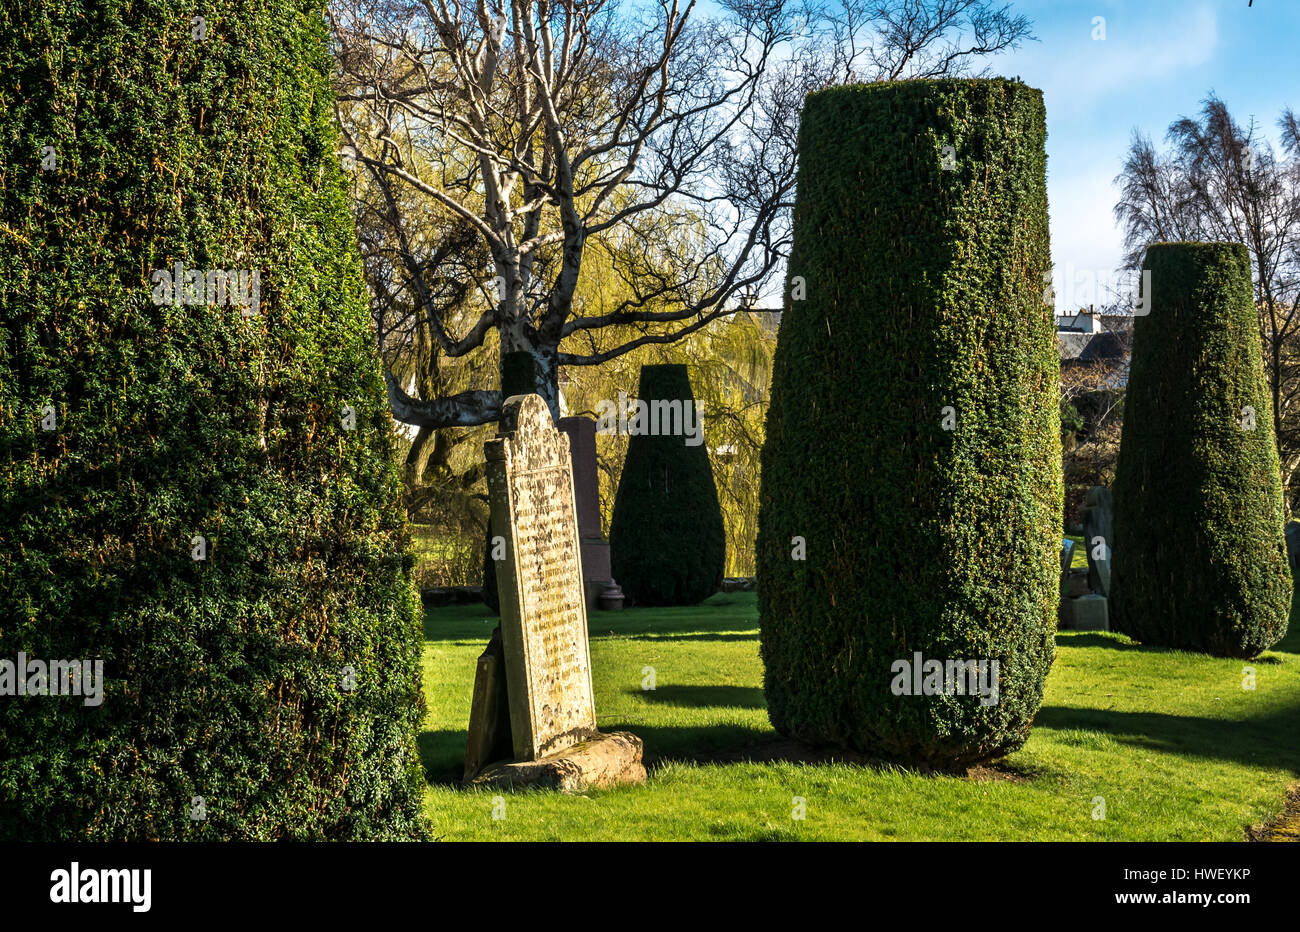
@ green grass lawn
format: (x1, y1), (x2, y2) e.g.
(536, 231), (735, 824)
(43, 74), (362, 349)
(419, 592), (1300, 841)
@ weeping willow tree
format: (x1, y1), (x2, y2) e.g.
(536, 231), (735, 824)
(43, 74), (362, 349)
(340, 63), (774, 585)
(565, 312), (775, 578)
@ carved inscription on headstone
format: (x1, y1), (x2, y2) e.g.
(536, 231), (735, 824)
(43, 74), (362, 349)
(486, 394), (598, 761)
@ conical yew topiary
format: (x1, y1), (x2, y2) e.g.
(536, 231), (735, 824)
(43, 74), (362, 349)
(757, 79), (1061, 767)
(610, 364), (725, 606)
(0, 0), (427, 839)
(1110, 242), (1291, 657)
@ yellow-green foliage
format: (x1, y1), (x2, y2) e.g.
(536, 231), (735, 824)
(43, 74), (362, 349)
(565, 314), (775, 578)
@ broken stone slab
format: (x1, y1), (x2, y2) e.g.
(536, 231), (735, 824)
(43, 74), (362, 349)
(721, 577), (757, 592)
(463, 627), (514, 783)
(467, 731), (646, 793)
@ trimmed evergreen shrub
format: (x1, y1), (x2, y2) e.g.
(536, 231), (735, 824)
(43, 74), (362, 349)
(610, 364), (725, 606)
(757, 79), (1060, 767)
(0, 1), (427, 839)
(1110, 242), (1291, 657)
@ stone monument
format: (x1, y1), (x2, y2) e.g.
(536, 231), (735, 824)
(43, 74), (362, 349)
(1080, 485), (1113, 597)
(557, 415), (623, 610)
(1059, 486), (1112, 631)
(464, 394), (645, 791)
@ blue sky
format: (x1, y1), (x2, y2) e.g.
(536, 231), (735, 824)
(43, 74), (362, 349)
(986, 0), (1297, 278)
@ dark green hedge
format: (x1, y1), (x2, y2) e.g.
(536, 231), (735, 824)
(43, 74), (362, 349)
(0, 1), (427, 839)
(757, 79), (1060, 767)
(610, 364), (725, 606)
(1110, 242), (1291, 657)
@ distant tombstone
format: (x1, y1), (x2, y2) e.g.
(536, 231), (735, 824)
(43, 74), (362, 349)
(1285, 520), (1300, 573)
(1059, 538), (1075, 577)
(464, 394), (644, 790)
(557, 416), (621, 609)
(1062, 593), (1110, 631)
(1081, 485), (1114, 597)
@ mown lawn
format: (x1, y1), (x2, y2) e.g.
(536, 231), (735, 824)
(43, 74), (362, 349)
(419, 592), (1300, 841)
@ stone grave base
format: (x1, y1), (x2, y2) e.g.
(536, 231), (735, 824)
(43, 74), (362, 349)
(1060, 594), (1109, 631)
(467, 732), (646, 794)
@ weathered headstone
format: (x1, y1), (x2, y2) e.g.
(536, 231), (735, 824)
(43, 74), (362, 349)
(464, 394), (644, 790)
(1081, 485), (1114, 597)
(557, 416), (621, 610)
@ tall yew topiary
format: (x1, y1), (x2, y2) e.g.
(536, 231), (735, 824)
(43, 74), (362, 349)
(610, 364), (725, 606)
(757, 79), (1060, 767)
(1110, 242), (1291, 657)
(0, 1), (427, 839)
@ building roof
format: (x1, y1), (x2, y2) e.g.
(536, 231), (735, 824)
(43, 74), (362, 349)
(1057, 332), (1094, 360)
(1078, 330), (1127, 363)
(1058, 329), (1128, 364)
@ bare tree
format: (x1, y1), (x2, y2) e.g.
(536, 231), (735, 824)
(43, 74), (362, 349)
(1114, 94), (1300, 502)
(330, 0), (1034, 428)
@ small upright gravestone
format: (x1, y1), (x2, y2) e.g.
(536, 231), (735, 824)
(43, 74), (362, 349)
(1059, 486), (1112, 631)
(557, 415), (622, 610)
(1081, 485), (1113, 597)
(464, 394), (645, 791)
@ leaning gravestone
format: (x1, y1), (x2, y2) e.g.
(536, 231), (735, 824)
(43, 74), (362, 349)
(464, 394), (645, 791)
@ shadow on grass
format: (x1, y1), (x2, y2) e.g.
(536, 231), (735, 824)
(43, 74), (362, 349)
(624, 725), (1036, 780)
(422, 611), (498, 642)
(423, 593), (759, 643)
(419, 729), (469, 786)
(1055, 633), (1144, 651)
(1034, 704), (1300, 773)
(1056, 632), (1293, 661)
(426, 697), (1300, 787)
(621, 632), (757, 643)
(626, 684), (765, 709)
